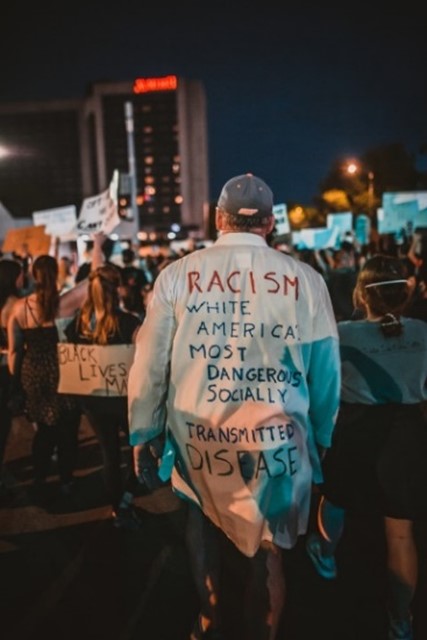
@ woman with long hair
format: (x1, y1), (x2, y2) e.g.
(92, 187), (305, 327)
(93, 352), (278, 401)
(0, 259), (24, 500)
(7, 234), (105, 499)
(306, 255), (427, 640)
(64, 263), (143, 529)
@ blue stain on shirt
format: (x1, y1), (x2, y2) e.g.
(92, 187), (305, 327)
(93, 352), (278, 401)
(340, 345), (403, 403)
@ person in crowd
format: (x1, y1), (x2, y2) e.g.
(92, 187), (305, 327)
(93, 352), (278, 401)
(64, 263), (143, 529)
(322, 243), (359, 321)
(405, 229), (427, 321)
(57, 255), (76, 293)
(305, 254), (427, 640)
(75, 236), (116, 283)
(7, 233), (105, 499)
(127, 173), (341, 639)
(12, 243), (33, 293)
(0, 259), (24, 501)
(119, 247), (149, 320)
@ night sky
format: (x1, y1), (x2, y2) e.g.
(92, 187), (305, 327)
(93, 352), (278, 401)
(2, 5), (427, 206)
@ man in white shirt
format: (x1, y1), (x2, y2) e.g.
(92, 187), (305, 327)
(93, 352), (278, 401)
(128, 173), (341, 639)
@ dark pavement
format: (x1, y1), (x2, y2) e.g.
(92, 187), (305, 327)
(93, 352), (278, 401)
(1, 416), (426, 640)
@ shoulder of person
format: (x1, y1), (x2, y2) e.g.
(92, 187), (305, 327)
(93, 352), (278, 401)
(8, 295), (29, 320)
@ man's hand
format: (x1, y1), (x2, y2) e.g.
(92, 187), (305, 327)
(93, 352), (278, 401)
(133, 442), (163, 491)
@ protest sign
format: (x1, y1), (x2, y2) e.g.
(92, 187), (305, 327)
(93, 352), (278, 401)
(292, 226), (339, 250)
(2, 224), (51, 256)
(57, 343), (135, 397)
(33, 205), (77, 240)
(380, 192), (427, 234)
(327, 212), (353, 242)
(354, 214), (370, 246)
(76, 171), (121, 236)
(273, 203), (290, 236)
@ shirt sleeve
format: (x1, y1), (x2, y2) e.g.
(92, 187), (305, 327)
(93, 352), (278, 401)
(307, 276), (341, 448)
(127, 268), (177, 445)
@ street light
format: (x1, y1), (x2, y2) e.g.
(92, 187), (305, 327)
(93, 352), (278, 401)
(344, 160), (375, 218)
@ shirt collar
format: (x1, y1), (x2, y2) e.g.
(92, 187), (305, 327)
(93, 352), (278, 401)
(214, 232), (269, 248)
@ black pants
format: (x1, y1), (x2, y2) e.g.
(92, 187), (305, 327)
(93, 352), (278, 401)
(32, 410), (81, 485)
(83, 402), (139, 512)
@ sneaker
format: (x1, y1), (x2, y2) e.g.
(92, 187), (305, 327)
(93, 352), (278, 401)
(387, 611), (413, 640)
(112, 505), (144, 531)
(306, 532), (337, 580)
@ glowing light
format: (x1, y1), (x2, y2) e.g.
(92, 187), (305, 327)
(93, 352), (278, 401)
(133, 75), (178, 94)
(0, 145), (11, 159)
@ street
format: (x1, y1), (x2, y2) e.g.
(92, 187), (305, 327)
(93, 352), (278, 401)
(1, 415), (426, 640)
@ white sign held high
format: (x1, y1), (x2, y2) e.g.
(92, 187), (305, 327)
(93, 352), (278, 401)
(76, 171), (121, 235)
(33, 205), (77, 239)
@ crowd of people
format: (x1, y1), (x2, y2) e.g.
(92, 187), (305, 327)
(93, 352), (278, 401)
(0, 174), (426, 640)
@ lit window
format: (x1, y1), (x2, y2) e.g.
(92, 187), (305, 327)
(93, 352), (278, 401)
(175, 195), (183, 204)
(145, 156), (154, 165)
(162, 206), (170, 214)
(172, 163), (180, 173)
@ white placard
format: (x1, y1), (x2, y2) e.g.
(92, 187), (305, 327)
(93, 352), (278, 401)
(273, 203), (290, 235)
(76, 171), (121, 236)
(57, 343), (135, 397)
(33, 205), (77, 239)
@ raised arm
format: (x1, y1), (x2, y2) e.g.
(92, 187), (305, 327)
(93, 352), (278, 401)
(57, 232), (107, 319)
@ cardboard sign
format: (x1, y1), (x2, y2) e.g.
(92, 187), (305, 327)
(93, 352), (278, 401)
(33, 205), (77, 239)
(57, 343), (135, 397)
(273, 203), (290, 236)
(292, 226), (339, 250)
(76, 171), (121, 236)
(380, 191), (427, 234)
(2, 224), (51, 256)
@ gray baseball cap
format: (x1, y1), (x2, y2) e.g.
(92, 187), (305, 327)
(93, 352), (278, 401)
(217, 173), (274, 217)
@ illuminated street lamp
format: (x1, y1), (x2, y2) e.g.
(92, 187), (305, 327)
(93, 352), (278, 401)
(344, 160), (375, 217)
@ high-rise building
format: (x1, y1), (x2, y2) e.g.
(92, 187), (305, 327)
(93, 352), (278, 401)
(0, 75), (210, 239)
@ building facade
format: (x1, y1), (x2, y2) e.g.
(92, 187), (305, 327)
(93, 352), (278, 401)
(0, 75), (210, 239)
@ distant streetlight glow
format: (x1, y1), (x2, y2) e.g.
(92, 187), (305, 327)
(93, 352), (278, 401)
(345, 162), (359, 175)
(344, 159), (375, 217)
(0, 145), (11, 159)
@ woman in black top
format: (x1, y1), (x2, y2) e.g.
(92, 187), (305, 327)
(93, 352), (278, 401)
(0, 259), (24, 500)
(65, 264), (143, 529)
(8, 234), (105, 499)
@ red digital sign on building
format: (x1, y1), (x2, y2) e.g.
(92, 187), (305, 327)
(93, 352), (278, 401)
(133, 75), (177, 94)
